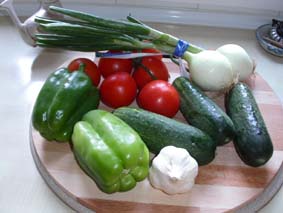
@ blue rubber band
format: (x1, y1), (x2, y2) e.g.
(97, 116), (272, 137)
(96, 51), (131, 58)
(173, 40), (189, 57)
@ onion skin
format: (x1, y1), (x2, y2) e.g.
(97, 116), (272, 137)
(188, 50), (235, 91)
(216, 44), (254, 81)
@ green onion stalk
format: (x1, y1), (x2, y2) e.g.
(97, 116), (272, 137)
(35, 6), (254, 91)
(35, 6), (202, 54)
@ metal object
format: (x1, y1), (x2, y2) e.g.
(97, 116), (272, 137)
(269, 19), (283, 43)
(269, 27), (282, 43)
(0, 0), (63, 46)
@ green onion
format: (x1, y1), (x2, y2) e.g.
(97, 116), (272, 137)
(38, 22), (123, 36)
(45, 6), (202, 53)
(48, 6), (150, 36)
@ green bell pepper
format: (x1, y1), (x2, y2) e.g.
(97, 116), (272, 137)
(72, 109), (149, 194)
(32, 64), (100, 142)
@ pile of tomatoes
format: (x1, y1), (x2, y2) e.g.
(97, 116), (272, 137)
(68, 49), (180, 118)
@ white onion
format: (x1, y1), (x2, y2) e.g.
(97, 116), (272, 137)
(216, 44), (254, 81)
(187, 50), (235, 91)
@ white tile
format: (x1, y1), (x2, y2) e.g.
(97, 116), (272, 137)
(198, 3), (279, 17)
(117, 0), (283, 12)
(61, 0), (115, 4)
(12, 0), (116, 16)
(117, 0), (198, 10)
(190, 0), (283, 11)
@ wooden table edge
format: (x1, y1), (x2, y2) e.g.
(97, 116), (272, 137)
(29, 122), (283, 213)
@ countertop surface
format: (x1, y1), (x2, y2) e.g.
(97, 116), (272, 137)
(0, 16), (282, 212)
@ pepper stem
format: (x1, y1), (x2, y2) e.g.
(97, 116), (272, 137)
(78, 62), (86, 72)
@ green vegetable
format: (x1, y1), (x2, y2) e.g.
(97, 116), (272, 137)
(32, 65), (99, 142)
(72, 110), (149, 193)
(113, 107), (216, 166)
(173, 77), (235, 145)
(34, 6), (202, 53)
(225, 82), (273, 167)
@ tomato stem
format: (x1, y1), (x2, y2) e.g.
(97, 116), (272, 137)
(133, 58), (157, 80)
(140, 63), (157, 80)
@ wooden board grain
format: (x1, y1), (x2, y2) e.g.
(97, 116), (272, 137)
(30, 61), (283, 213)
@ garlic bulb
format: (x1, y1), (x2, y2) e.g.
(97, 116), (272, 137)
(149, 146), (198, 195)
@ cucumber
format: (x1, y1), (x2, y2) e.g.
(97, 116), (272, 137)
(173, 77), (235, 146)
(113, 107), (216, 166)
(225, 82), (273, 167)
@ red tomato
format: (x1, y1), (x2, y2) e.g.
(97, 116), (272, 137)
(137, 80), (180, 118)
(100, 72), (137, 108)
(98, 56), (133, 78)
(132, 57), (169, 90)
(68, 58), (101, 86)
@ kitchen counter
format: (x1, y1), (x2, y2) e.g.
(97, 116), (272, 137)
(0, 16), (282, 212)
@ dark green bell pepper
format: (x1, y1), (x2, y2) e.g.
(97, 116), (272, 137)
(72, 109), (149, 194)
(32, 65), (100, 142)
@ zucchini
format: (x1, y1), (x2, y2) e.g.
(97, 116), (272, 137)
(113, 107), (216, 166)
(173, 77), (235, 145)
(225, 82), (273, 167)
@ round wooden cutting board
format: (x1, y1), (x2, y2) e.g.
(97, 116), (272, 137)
(30, 61), (283, 213)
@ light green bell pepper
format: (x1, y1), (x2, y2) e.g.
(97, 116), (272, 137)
(72, 109), (149, 193)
